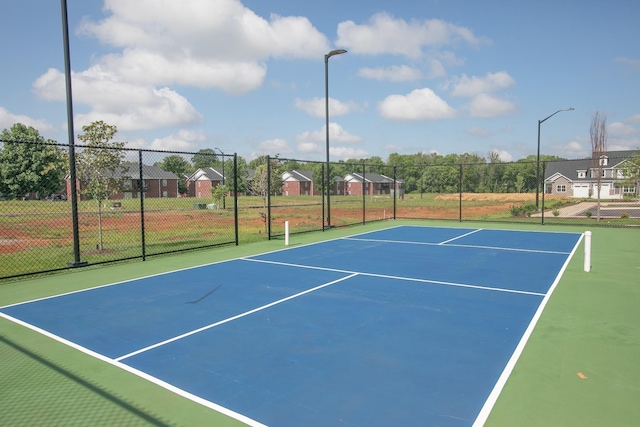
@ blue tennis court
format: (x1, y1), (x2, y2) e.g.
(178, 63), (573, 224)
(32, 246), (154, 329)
(0, 225), (583, 426)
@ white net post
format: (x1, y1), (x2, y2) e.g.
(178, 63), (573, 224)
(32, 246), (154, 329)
(285, 221), (289, 246)
(584, 231), (591, 272)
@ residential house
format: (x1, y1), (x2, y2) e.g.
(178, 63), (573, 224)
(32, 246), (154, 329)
(187, 167), (225, 198)
(544, 150), (639, 199)
(282, 170), (315, 196)
(343, 172), (404, 197)
(66, 163), (179, 200)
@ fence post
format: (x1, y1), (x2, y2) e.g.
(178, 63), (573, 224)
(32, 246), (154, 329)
(541, 160), (546, 225)
(362, 161), (366, 225)
(267, 157), (272, 240)
(393, 166), (397, 220)
(61, 0), (86, 268)
(234, 153), (239, 245)
(458, 164), (463, 222)
(321, 163), (326, 230)
(138, 150), (147, 261)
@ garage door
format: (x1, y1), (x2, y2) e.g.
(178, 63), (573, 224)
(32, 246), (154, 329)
(573, 183), (590, 198)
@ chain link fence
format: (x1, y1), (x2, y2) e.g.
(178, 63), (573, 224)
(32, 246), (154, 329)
(0, 140), (238, 280)
(2, 142), (639, 280)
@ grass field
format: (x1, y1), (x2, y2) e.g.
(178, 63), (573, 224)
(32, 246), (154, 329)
(1, 193), (638, 279)
(0, 219), (638, 426)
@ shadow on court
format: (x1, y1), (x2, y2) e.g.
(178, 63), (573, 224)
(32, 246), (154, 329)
(0, 334), (171, 426)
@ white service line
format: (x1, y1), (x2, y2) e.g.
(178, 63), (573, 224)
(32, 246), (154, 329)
(244, 258), (546, 297)
(439, 228), (483, 244)
(115, 273), (359, 362)
(344, 236), (571, 255)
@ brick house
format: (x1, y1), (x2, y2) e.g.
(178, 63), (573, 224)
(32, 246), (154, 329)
(343, 172), (404, 197)
(282, 170), (315, 196)
(544, 150), (639, 199)
(66, 163), (179, 200)
(187, 167), (225, 198)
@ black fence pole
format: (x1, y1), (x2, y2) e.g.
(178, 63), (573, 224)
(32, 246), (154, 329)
(541, 160), (546, 225)
(267, 157), (272, 240)
(362, 162), (366, 225)
(321, 163), (326, 230)
(61, 0), (86, 268)
(138, 150), (146, 261)
(393, 166), (397, 220)
(234, 153), (239, 245)
(459, 164), (463, 222)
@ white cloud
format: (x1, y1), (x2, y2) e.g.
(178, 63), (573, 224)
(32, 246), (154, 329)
(378, 88), (456, 121)
(148, 129), (206, 151)
(257, 138), (292, 154)
(467, 94), (516, 118)
(0, 107), (56, 134)
(358, 65), (422, 82)
(491, 150), (513, 162)
(609, 121), (637, 137)
(294, 97), (358, 118)
(336, 12), (487, 58)
(296, 123), (362, 145)
(330, 147), (369, 159)
(78, 0), (330, 93)
(33, 68), (202, 131)
(450, 72), (515, 97)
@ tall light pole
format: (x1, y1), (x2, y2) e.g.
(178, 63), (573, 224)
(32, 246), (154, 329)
(536, 107), (574, 207)
(325, 49), (347, 228)
(214, 147), (225, 209)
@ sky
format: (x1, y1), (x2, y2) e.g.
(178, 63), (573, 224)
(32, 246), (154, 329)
(1, 0), (639, 163)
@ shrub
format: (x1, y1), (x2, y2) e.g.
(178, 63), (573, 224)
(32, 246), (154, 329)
(621, 212), (629, 219)
(585, 211), (592, 218)
(552, 209), (560, 217)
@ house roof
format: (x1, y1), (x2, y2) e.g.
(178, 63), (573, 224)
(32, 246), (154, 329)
(345, 172), (395, 183)
(103, 163), (179, 180)
(282, 170), (313, 182)
(544, 150), (638, 182)
(187, 167), (224, 181)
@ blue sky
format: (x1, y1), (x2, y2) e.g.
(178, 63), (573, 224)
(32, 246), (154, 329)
(1, 0), (639, 162)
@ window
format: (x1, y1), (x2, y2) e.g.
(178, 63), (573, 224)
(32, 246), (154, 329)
(556, 184), (566, 192)
(577, 170), (586, 178)
(162, 179), (167, 187)
(600, 156), (608, 166)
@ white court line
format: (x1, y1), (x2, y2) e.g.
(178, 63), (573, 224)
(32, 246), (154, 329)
(115, 273), (359, 362)
(471, 232), (585, 426)
(243, 258), (546, 297)
(343, 236), (571, 255)
(0, 311), (268, 427)
(439, 228), (483, 244)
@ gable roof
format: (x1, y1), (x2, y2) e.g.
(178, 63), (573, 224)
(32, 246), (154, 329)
(345, 172), (395, 183)
(544, 150), (639, 182)
(187, 167), (224, 181)
(282, 170), (313, 182)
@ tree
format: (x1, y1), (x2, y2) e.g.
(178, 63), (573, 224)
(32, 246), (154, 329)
(590, 110), (607, 221)
(248, 156), (283, 207)
(75, 121), (126, 250)
(156, 155), (192, 194)
(192, 148), (217, 169)
(0, 123), (66, 199)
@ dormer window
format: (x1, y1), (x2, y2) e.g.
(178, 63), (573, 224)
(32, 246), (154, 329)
(599, 156), (608, 166)
(577, 170), (586, 178)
